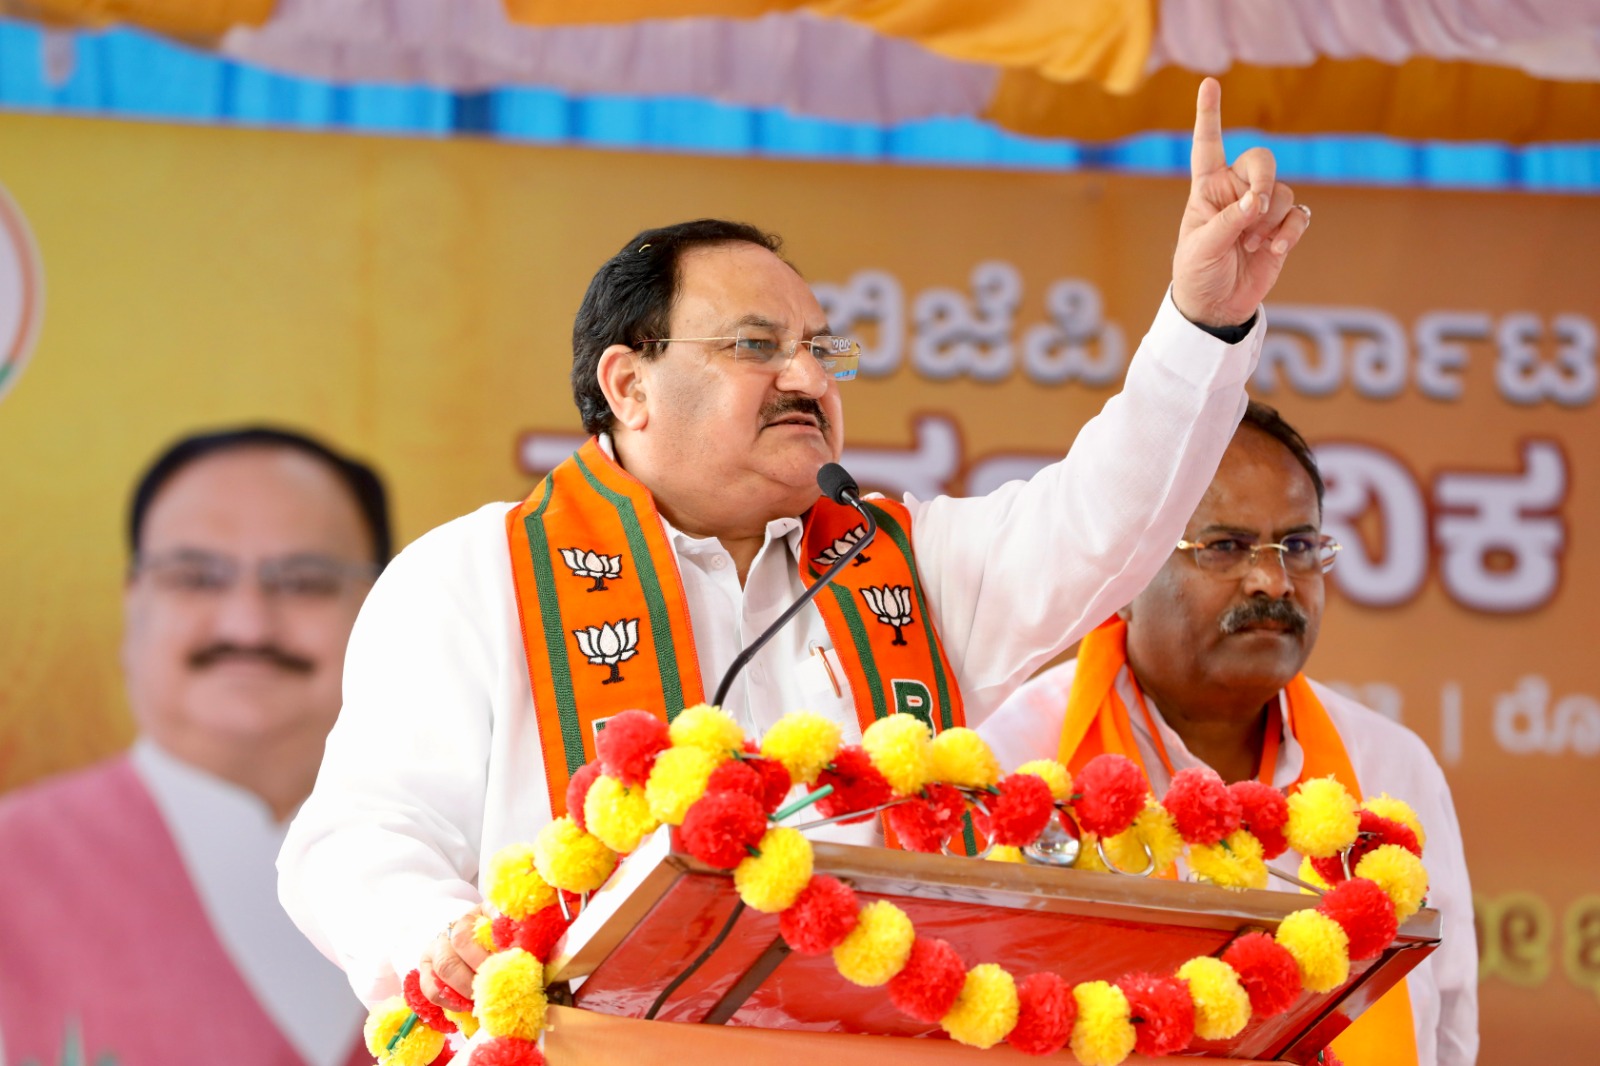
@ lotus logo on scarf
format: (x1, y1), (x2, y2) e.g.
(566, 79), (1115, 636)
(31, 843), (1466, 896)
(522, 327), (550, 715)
(809, 524), (871, 570)
(573, 618), (640, 684)
(860, 585), (913, 646)
(560, 547), (624, 591)
(0, 181), (43, 406)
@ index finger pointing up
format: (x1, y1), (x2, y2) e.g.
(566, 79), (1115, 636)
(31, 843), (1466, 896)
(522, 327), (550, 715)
(1191, 77), (1225, 179)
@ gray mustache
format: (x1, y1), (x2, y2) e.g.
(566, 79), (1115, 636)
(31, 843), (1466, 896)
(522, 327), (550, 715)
(1219, 598), (1308, 636)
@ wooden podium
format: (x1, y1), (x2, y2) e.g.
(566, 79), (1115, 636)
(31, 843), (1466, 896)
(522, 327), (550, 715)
(543, 831), (1440, 1064)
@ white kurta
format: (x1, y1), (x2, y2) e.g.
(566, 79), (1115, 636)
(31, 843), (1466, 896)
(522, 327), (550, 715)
(278, 291), (1263, 1005)
(979, 662), (1479, 1066)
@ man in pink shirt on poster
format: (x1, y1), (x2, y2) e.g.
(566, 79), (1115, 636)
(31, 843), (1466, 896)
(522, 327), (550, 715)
(0, 427), (388, 1066)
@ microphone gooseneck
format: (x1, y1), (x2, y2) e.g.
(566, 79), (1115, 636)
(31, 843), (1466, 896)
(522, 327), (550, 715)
(708, 464), (878, 709)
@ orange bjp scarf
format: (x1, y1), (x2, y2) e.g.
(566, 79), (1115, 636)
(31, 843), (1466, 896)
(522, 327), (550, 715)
(1057, 616), (1418, 1066)
(506, 438), (966, 821)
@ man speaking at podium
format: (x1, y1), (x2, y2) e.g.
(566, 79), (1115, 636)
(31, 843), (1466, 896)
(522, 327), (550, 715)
(279, 79), (1312, 1012)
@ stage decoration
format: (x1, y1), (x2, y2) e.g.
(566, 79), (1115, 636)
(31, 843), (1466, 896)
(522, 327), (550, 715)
(368, 707), (1431, 1065)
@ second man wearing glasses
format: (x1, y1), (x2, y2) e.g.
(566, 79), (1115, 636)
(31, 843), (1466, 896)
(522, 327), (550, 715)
(979, 401), (1477, 1066)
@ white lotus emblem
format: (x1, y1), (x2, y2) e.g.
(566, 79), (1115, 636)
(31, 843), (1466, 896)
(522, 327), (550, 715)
(860, 585), (913, 646)
(810, 524), (871, 570)
(561, 547), (624, 592)
(573, 618), (640, 684)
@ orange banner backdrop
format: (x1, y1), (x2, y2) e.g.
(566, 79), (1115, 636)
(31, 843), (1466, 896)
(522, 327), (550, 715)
(0, 112), (1593, 1062)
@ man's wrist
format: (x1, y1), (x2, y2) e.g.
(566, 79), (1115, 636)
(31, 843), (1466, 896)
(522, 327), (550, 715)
(1193, 312), (1257, 345)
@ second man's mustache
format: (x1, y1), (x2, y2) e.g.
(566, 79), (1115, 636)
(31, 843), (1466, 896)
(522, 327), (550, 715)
(189, 643), (316, 674)
(1219, 597), (1308, 636)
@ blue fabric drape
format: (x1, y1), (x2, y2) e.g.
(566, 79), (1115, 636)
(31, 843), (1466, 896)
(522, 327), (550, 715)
(1, 20), (1596, 192)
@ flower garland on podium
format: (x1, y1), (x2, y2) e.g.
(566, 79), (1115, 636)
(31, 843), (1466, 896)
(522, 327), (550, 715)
(363, 706), (1430, 1066)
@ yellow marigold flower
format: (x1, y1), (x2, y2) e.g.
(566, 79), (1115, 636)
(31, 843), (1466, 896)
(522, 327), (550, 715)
(1276, 909), (1351, 993)
(760, 710), (841, 785)
(1015, 759), (1072, 802)
(669, 703), (744, 761)
(1176, 956), (1250, 1040)
(1355, 843), (1430, 922)
(832, 899), (914, 986)
(644, 745), (720, 826)
(445, 1008), (478, 1039)
(1189, 829), (1269, 890)
(1073, 833), (1110, 872)
(364, 995), (445, 1066)
(986, 845), (1025, 863)
(473, 947), (547, 1040)
(484, 843), (556, 919)
(733, 827), (813, 913)
(1103, 801), (1184, 876)
(1070, 981), (1136, 1066)
(1297, 855), (1331, 894)
(941, 963), (1019, 1049)
(473, 915), (497, 953)
(534, 815), (618, 893)
(584, 775), (659, 854)
(861, 714), (934, 796)
(1364, 793), (1426, 850)
(930, 727), (1000, 789)
(1286, 776), (1360, 858)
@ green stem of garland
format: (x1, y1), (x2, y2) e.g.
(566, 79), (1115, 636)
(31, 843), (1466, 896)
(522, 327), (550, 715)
(386, 1011), (418, 1051)
(772, 784), (835, 823)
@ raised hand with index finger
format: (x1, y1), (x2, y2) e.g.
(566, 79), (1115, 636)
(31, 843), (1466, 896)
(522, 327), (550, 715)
(1172, 77), (1310, 330)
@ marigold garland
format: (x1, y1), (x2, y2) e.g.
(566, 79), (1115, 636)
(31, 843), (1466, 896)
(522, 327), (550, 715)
(372, 707), (1433, 1066)
(941, 963), (1018, 1049)
(833, 899), (915, 986)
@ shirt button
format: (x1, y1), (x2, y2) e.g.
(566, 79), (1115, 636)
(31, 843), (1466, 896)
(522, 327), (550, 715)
(710, 556), (727, 570)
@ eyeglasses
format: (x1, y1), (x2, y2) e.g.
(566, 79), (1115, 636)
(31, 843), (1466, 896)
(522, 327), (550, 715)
(637, 328), (860, 381)
(132, 550), (380, 602)
(1174, 534), (1341, 577)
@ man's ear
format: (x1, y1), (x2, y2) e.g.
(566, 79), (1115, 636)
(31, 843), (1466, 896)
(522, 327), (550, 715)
(597, 344), (648, 431)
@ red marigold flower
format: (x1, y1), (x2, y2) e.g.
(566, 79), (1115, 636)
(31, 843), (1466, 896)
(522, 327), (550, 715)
(885, 783), (968, 853)
(1221, 932), (1303, 1018)
(490, 914), (517, 952)
(1317, 877), (1400, 960)
(1116, 971), (1196, 1056)
(510, 903), (575, 962)
(1072, 754), (1148, 837)
(565, 761), (603, 831)
(778, 875), (859, 954)
(740, 743), (796, 814)
(467, 1037), (546, 1066)
(707, 759), (765, 803)
(887, 937), (966, 1023)
(1163, 766), (1241, 847)
(431, 1043), (455, 1066)
(978, 773), (1057, 847)
(402, 968), (457, 1034)
(596, 710), (670, 787)
(1310, 810), (1421, 885)
(815, 746), (894, 824)
(1230, 780), (1290, 859)
(1008, 971), (1076, 1056)
(680, 790), (768, 869)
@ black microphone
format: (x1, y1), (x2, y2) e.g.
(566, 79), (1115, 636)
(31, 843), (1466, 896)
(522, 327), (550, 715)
(709, 463), (879, 709)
